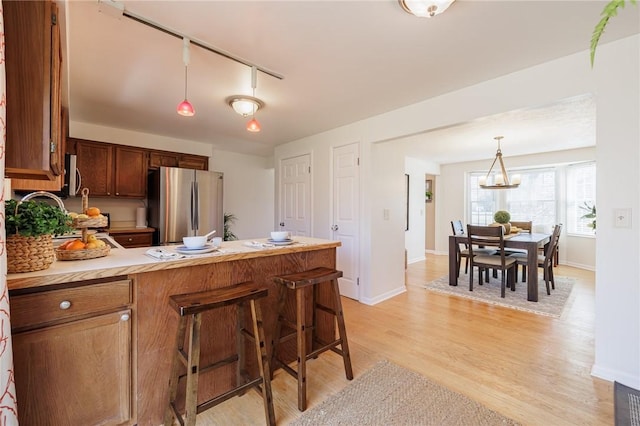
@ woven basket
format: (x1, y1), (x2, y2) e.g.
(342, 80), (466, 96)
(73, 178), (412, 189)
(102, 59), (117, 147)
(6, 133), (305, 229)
(7, 234), (55, 273)
(72, 216), (108, 228)
(55, 245), (110, 261)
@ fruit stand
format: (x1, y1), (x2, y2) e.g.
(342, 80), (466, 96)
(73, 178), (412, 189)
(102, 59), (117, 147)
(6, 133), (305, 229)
(55, 188), (110, 260)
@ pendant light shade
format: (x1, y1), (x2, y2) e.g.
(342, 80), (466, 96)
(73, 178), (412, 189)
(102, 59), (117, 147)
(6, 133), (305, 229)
(246, 117), (261, 132)
(177, 38), (195, 117)
(177, 99), (195, 117)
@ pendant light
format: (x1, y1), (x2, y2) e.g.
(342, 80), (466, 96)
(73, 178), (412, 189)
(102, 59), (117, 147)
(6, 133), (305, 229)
(177, 37), (195, 117)
(478, 136), (521, 189)
(246, 66), (261, 132)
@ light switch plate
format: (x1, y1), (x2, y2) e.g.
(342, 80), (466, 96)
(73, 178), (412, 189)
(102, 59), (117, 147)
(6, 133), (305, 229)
(614, 208), (632, 228)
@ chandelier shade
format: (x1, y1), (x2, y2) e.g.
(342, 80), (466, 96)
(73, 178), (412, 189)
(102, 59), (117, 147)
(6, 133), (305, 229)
(398, 0), (455, 17)
(479, 136), (521, 189)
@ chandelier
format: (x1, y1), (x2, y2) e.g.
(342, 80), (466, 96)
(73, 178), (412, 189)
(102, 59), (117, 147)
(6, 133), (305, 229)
(479, 136), (521, 189)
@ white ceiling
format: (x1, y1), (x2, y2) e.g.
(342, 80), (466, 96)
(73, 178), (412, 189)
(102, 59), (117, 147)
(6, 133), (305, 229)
(63, 0), (640, 159)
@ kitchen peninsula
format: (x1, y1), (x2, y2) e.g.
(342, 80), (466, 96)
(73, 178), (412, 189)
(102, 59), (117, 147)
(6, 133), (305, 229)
(8, 237), (340, 426)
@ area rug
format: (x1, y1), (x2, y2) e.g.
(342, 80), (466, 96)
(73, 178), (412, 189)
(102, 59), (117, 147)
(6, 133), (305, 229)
(423, 274), (574, 318)
(615, 381), (640, 426)
(290, 360), (518, 426)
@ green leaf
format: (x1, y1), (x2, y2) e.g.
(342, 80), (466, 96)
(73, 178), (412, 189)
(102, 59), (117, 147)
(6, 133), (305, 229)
(591, 0), (636, 67)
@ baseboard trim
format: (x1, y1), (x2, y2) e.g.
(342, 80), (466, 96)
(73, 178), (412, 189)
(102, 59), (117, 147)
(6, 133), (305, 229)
(591, 364), (640, 389)
(360, 285), (406, 306)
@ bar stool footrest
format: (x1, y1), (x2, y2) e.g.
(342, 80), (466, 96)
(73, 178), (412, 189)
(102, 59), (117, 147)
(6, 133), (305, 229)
(198, 377), (264, 413)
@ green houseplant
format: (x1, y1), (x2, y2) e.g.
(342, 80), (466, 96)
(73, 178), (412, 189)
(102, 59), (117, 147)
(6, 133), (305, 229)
(223, 212), (238, 241)
(591, 0), (638, 66)
(5, 199), (73, 273)
(493, 210), (512, 234)
(579, 202), (596, 231)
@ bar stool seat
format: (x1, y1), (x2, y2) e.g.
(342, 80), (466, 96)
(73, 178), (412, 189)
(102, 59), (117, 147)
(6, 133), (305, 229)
(164, 281), (275, 426)
(272, 266), (353, 411)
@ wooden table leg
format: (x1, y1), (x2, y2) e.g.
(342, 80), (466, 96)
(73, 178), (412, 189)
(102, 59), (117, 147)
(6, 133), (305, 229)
(526, 242), (539, 302)
(449, 236), (459, 286)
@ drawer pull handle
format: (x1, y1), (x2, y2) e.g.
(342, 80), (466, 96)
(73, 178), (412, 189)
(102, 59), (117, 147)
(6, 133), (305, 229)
(128, 238), (133, 242)
(59, 300), (71, 310)
(121, 313), (130, 322)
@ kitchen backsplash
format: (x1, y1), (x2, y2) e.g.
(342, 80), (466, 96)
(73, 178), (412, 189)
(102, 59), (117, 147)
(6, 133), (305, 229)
(63, 197), (147, 229)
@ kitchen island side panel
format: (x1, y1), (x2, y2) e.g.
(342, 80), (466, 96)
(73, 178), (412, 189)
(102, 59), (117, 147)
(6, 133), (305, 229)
(134, 247), (336, 426)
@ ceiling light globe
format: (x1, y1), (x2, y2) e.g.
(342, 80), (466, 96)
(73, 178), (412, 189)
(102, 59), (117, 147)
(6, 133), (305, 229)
(177, 99), (195, 117)
(399, 0), (455, 17)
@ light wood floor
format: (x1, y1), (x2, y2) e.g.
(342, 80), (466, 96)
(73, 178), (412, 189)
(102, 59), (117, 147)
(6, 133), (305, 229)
(197, 254), (610, 425)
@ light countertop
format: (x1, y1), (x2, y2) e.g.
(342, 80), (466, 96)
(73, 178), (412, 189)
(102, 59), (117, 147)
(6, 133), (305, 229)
(8, 237), (340, 291)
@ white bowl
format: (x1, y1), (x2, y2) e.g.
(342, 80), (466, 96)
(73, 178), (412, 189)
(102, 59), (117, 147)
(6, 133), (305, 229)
(270, 231), (290, 241)
(183, 236), (207, 249)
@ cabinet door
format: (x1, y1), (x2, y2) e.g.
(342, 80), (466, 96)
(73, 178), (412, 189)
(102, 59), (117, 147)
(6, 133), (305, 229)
(178, 154), (209, 171)
(114, 146), (147, 197)
(149, 152), (179, 169)
(75, 139), (114, 196)
(111, 232), (153, 248)
(13, 309), (132, 425)
(4, 0), (59, 180)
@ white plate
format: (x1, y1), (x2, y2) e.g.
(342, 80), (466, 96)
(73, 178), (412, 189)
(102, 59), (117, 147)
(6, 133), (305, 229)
(267, 239), (295, 246)
(175, 244), (218, 255)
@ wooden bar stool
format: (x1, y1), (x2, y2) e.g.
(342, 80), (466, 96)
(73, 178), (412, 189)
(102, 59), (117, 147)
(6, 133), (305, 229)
(164, 281), (276, 426)
(271, 267), (353, 411)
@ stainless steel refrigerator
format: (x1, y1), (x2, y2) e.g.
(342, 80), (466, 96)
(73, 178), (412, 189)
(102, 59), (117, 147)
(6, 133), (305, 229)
(148, 167), (223, 245)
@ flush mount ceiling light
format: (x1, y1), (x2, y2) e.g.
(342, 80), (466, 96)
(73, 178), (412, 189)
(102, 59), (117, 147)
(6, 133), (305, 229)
(227, 66), (264, 133)
(478, 136), (521, 189)
(177, 37), (195, 117)
(398, 0), (455, 17)
(227, 96), (264, 117)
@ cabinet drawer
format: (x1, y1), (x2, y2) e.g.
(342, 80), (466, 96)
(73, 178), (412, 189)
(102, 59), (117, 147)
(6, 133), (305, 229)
(10, 280), (132, 330)
(112, 232), (153, 248)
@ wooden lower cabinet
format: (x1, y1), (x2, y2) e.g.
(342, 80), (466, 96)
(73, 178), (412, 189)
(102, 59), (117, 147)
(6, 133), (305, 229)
(10, 279), (134, 425)
(110, 231), (153, 248)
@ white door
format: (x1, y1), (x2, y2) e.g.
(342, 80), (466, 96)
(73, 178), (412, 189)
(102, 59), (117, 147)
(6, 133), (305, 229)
(332, 143), (360, 300)
(279, 154), (311, 236)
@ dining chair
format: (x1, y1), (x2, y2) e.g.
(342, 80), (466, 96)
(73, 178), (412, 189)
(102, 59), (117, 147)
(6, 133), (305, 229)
(451, 220), (496, 278)
(510, 224), (563, 295)
(510, 221), (532, 233)
(467, 225), (517, 298)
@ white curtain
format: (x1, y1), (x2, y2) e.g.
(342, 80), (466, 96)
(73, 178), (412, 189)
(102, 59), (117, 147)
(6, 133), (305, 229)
(0, 1), (19, 423)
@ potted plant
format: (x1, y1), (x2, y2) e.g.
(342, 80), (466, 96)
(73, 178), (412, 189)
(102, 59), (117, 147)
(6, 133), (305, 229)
(5, 198), (73, 273)
(580, 202), (596, 231)
(493, 210), (512, 234)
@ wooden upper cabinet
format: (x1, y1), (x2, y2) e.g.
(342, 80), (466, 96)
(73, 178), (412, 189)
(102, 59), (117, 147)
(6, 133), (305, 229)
(149, 152), (179, 169)
(73, 139), (147, 198)
(178, 154), (209, 170)
(149, 150), (208, 171)
(4, 0), (62, 181)
(75, 139), (113, 196)
(114, 146), (147, 197)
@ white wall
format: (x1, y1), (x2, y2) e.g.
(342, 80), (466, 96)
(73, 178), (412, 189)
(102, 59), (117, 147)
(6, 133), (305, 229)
(69, 121), (274, 238)
(275, 35), (640, 388)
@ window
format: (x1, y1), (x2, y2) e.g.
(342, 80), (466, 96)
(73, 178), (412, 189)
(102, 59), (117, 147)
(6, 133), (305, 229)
(567, 162), (596, 235)
(468, 168), (556, 230)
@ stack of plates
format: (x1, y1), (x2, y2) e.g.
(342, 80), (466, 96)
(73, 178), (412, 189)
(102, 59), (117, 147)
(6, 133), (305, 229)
(175, 244), (218, 255)
(267, 238), (294, 246)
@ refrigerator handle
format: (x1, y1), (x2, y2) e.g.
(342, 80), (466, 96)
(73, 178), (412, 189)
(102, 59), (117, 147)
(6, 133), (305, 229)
(190, 181), (196, 231)
(193, 181), (200, 231)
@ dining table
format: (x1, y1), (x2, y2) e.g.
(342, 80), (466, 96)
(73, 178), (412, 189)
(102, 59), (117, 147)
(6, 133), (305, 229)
(448, 232), (552, 302)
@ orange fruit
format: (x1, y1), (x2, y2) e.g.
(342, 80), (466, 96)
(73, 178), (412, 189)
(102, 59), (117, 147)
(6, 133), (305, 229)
(67, 240), (86, 250)
(86, 207), (101, 217)
(58, 240), (74, 250)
